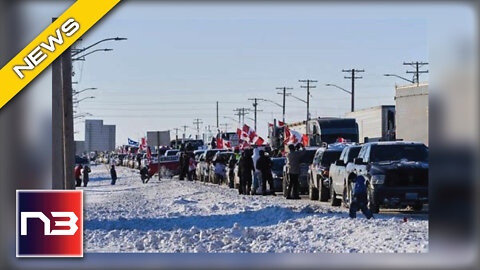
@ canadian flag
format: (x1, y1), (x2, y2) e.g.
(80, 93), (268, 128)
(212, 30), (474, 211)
(140, 137), (147, 151)
(284, 126), (307, 146)
(146, 146), (152, 159)
(278, 121), (285, 127)
(217, 136), (232, 149)
(254, 136), (265, 146)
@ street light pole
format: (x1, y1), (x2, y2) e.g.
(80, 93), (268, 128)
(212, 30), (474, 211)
(325, 83), (353, 112)
(72, 37), (127, 57)
(73, 96), (95, 104)
(73, 87), (97, 96)
(383, 74), (415, 84)
(72, 49), (113, 62)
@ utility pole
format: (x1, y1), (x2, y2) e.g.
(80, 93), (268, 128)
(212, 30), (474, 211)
(248, 98), (264, 131)
(234, 108), (250, 126)
(52, 18), (75, 190)
(342, 69), (364, 112)
(276, 87), (292, 124)
(193, 118), (203, 140)
(298, 79), (317, 136)
(216, 101), (219, 129)
(181, 125), (189, 143)
(220, 123), (230, 132)
(403, 61), (428, 86)
(173, 128), (180, 148)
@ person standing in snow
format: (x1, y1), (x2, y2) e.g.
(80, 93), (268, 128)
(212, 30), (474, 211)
(110, 165), (117, 185)
(82, 165), (91, 187)
(74, 164), (83, 187)
(256, 150), (275, 196)
(238, 149), (255, 195)
(140, 166), (150, 183)
(286, 144), (301, 199)
(349, 175), (373, 219)
(227, 152), (237, 188)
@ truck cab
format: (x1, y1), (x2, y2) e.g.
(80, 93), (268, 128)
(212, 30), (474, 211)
(350, 142), (429, 213)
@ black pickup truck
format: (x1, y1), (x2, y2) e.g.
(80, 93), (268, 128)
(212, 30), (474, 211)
(350, 142), (429, 213)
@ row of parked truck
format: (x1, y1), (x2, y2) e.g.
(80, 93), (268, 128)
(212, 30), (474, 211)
(193, 140), (428, 213)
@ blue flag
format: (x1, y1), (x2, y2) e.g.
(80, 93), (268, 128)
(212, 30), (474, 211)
(128, 138), (139, 147)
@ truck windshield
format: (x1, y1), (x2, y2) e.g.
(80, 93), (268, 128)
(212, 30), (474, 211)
(370, 144), (428, 162)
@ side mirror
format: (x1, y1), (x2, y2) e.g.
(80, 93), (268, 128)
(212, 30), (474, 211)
(354, 158), (364, 165)
(335, 160), (345, 166)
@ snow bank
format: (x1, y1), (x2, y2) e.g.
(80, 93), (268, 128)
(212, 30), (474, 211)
(81, 164), (428, 253)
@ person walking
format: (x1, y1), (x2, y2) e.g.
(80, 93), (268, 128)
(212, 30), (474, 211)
(349, 175), (373, 219)
(286, 144), (301, 199)
(256, 150), (275, 196)
(82, 165), (91, 187)
(74, 164), (83, 187)
(238, 149), (255, 195)
(110, 165), (117, 185)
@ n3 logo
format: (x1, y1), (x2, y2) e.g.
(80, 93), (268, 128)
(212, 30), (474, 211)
(20, 212), (78, 236)
(16, 190), (83, 257)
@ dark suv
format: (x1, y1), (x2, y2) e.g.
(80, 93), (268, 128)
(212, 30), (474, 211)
(350, 142), (429, 213)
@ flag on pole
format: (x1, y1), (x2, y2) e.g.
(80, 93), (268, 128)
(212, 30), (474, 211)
(128, 138), (139, 147)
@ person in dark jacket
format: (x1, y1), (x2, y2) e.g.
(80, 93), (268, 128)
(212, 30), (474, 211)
(238, 149), (255, 195)
(349, 175), (373, 219)
(286, 144), (301, 199)
(74, 164), (83, 187)
(227, 153), (237, 188)
(110, 165), (117, 185)
(82, 165), (91, 187)
(256, 150), (275, 196)
(140, 166), (150, 183)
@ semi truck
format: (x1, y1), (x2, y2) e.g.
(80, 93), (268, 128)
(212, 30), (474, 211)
(288, 117), (359, 146)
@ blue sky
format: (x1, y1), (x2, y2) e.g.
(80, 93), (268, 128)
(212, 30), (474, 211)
(21, 1), (475, 145)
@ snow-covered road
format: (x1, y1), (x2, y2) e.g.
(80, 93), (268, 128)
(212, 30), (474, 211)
(81, 164), (428, 253)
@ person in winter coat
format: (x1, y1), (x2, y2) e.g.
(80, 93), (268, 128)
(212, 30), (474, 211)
(227, 154), (237, 188)
(187, 154), (196, 181)
(349, 175), (373, 219)
(238, 149), (255, 195)
(286, 144), (301, 199)
(110, 165), (117, 185)
(74, 164), (83, 187)
(82, 165), (91, 187)
(140, 166), (150, 183)
(256, 150), (275, 196)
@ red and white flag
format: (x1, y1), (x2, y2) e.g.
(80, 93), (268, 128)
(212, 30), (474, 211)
(284, 126), (307, 146)
(146, 146), (152, 159)
(278, 121), (285, 127)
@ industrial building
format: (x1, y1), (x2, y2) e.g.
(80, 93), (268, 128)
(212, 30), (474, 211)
(395, 83), (429, 145)
(345, 105), (395, 143)
(84, 119), (116, 152)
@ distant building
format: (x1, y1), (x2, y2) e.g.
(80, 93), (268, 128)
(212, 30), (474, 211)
(345, 105), (395, 143)
(85, 119), (116, 152)
(75, 140), (85, 155)
(395, 83), (428, 145)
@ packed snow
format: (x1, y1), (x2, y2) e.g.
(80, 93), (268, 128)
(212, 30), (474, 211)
(81, 164), (428, 253)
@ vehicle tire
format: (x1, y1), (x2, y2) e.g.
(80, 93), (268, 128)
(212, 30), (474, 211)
(309, 180), (319, 201)
(330, 182), (341, 206)
(367, 185), (380, 214)
(342, 182), (352, 208)
(412, 202), (423, 212)
(319, 177), (330, 202)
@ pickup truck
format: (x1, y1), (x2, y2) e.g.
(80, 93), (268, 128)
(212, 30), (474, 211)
(307, 145), (344, 201)
(329, 145), (361, 207)
(350, 141), (429, 213)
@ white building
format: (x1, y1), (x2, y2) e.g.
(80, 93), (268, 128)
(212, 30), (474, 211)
(395, 83), (428, 145)
(85, 119), (116, 152)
